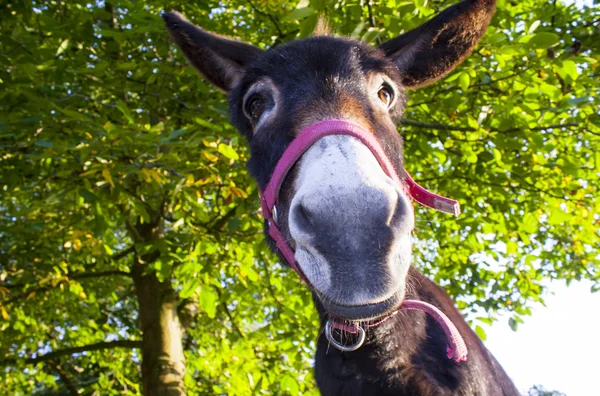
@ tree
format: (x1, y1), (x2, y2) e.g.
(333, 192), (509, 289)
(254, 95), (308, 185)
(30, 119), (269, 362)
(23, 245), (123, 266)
(0, 0), (598, 394)
(528, 385), (566, 396)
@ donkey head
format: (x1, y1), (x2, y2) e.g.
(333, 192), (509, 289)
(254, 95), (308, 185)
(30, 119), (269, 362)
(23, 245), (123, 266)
(164, 0), (495, 322)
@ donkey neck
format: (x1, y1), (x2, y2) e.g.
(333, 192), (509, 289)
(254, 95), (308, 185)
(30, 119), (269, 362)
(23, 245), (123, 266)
(313, 269), (472, 395)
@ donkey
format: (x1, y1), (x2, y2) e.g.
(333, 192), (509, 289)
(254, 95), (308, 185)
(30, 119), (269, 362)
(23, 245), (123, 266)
(164, 0), (519, 394)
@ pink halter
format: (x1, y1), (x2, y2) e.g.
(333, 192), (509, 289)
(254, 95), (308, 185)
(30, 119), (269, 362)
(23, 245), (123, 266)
(258, 120), (467, 362)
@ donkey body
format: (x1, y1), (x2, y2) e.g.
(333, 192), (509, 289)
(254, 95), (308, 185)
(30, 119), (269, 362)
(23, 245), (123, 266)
(164, 0), (520, 394)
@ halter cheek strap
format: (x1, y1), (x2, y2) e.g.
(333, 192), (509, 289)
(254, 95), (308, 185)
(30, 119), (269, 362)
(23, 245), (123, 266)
(258, 119), (466, 361)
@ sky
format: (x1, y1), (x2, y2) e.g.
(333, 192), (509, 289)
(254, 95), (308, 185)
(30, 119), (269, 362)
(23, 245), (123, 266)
(574, 0), (595, 7)
(484, 280), (600, 395)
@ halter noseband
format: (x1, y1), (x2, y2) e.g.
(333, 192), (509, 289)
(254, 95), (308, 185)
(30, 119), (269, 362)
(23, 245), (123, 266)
(258, 120), (467, 361)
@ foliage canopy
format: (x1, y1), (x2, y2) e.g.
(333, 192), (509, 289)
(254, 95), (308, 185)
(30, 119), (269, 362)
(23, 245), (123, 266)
(0, 0), (598, 394)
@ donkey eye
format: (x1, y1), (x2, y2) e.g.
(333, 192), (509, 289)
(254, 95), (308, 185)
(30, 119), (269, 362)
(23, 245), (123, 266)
(377, 85), (394, 107)
(245, 96), (265, 122)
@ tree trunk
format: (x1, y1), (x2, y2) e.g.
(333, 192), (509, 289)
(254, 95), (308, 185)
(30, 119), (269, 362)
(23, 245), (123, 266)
(132, 219), (187, 395)
(134, 272), (186, 395)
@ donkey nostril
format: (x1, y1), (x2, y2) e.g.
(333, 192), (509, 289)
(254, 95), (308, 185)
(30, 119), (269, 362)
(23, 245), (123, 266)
(292, 202), (316, 235)
(388, 192), (413, 233)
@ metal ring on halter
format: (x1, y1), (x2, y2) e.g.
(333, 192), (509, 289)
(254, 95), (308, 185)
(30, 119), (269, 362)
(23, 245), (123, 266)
(272, 205), (279, 224)
(325, 320), (366, 352)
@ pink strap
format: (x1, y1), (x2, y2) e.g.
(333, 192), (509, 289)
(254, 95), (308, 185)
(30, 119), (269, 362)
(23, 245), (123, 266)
(259, 195), (309, 283)
(261, 119), (459, 221)
(262, 120), (402, 210)
(329, 299), (468, 363)
(404, 172), (460, 216)
(400, 300), (468, 362)
(260, 119), (406, 287)
(259, 119), (467, 360)
(259, 119), (460, 286)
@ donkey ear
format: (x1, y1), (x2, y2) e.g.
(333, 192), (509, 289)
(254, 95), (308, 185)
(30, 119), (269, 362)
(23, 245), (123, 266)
(379, 0), (496, 88)
(162, 11), (263, 92)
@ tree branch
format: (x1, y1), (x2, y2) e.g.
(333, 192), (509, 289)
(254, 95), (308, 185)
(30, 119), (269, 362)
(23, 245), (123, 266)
(0, 340), (141, 367)
(583, 127), (600, 137)
(246, 0), (285, 39)
(4, 246), (134, 290)
(470, 71), (527, 88)
(401, 119), (474, 132)
(71, 270), (132, 281)
(495, 123), (580, 134)
(3, 270), (132, 304)
(407, 67), (529, 109)
(418, 173), (588, 205)
(143, 162), (184, 179)
(401, 120), (580, 133)
(364, 0), (382, 45)
(110, 245), (136, 261)
(177, 298), (199, 332)
(259, 256), (298, 316)
(4, 269), (132, 290)
(209, 204), (240, 231)
(56, 93), (117, 108)
(212, 287), (245, 338)
(50, 360), (79, 396)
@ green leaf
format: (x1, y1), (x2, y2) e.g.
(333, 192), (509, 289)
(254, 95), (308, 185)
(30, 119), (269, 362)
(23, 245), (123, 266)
(280, 375), (300, 394)
(199, 286), (218, 318)
(299, 14), (319, 38)
(361, 28), (383, 43)
(282, 7), (314, 21)
(458, 72), (470, 91)
(103, 244), (114, 255)
(528, 32), (560, 49)
(166, 129), (187, 140)
(35, 140), (53, 148)
(194, 117), (221, 131)
(508, 317), (518, 332)
(540, 83), (561, 100)
(560, 60), (579, 81)
(444, 72), (461, 82)
(115, 100), (134, 124)
(173, 217), (185, 229)
(56, 39), (69, 55)
(20, 116), (43, 124)
(475, 325), (487, 341)
(492, 148), (502, 163)
(217, 143), (239, 160)
(350, 22), (366, 38)
(528, 20), (541, 34)
(566, 96), (591, 106)
(180, 278), (201, 299)
(465, 151), (478, 163)
(506, 241), (518, 254)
